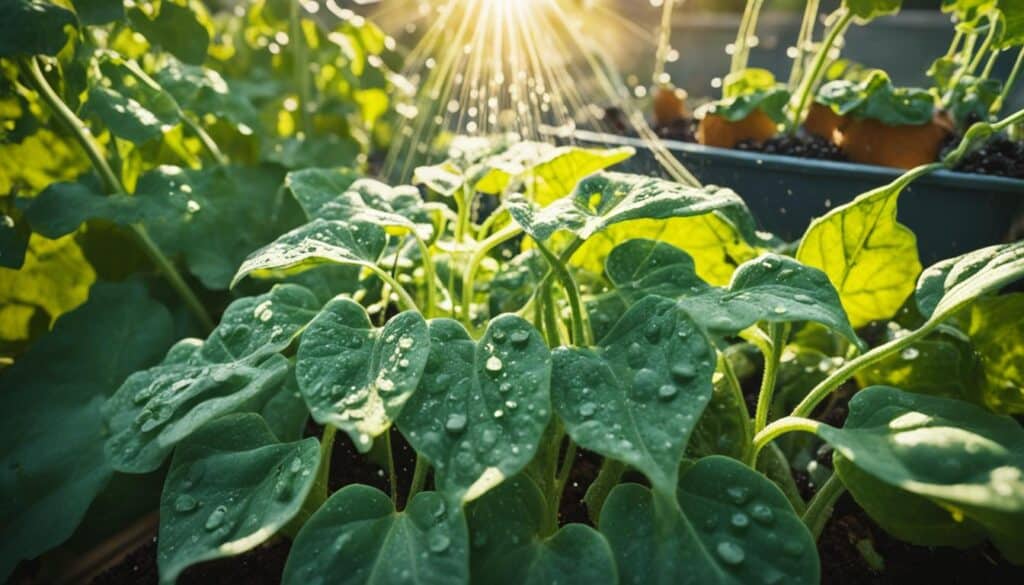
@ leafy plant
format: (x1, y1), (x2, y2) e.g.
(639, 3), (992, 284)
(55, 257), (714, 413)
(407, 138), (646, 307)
(2, 2), (1024, 584)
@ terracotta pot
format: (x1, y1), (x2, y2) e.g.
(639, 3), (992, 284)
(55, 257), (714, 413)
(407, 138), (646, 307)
(697, 109), (778, 149)
(804, 103), (847, 143)
(652, 86), (689, 127)
(839, 111), (953, 169)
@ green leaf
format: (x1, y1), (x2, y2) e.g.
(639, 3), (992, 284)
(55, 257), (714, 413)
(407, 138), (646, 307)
(153, 56), (259, 131)
(296, 297), (430, 452)
(85, 84), (178, 144)
(471, 142), (635, 205)
(467, 475), (616, 585)
(0, 210), (31, 269)
(817, 70), (934, 126)
(796, 173), (923, 328)
(834, 453), (988, 549)
(104, 285), (321, 473)
(0, 0), (77, 58)
(961, 294), (1024, 414)
(604, 240), (862, 347)
(817, 386), (1024, 563)
(158, 413), (320, 584)
(398, 317), (552, 505)
(1002, 0), (1024, 46)
(73, 0), (123, 25)
(259, 367), (311, 443)
(0, 281), (174, 581)
(317, 179), (434, 241)
(844, 0), (904, 21)
(600, 456), (820, 585)
(705, 68), (791, 124)
(286, 168), (363, 220)
(916, 241), (1024, 325)
(232, 218), (387, 288)
(552, 296), (716, 496)
(128, 2), (209, 65)
(26, 165), (295, 289)
(282, 485), (470, 585)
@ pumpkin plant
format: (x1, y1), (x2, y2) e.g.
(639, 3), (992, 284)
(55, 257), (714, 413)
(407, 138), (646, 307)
(3, 1), (1024, 584)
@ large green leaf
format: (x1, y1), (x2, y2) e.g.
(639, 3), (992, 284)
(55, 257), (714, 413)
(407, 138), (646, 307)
(315, 178), (434, 241)
(916, 241), (1024, 324)
(153, 56), (259, 131)
(85, 84), (178, 145)
(962, 294), (1024, 414)
(286, 168), (364, 220)
(817, 386), (1024, 563)
(604, 240), (862, 347)
(127, 2), (210, 65)
(25, 165), (294, 289)
(796, 173), (923, 328)
(282, 485), (470, 585)
(508, 172), (767, 286)
(0, 281), (174, 581)
(472, 142), (635, 205)
(817, 70), (933, 126)
(296, 297), (430, 452)
(552, 296), (716, 496)
(104, 285), (321, 473)
(73, 0), (123, 25)
(600, 456), (820, 585)
(467, 475), (616, 585)
(398, 317), (552, 505)
(232, 217), (387, 287)
(158, 414), (320, 584)
(0, 0), (76, 58)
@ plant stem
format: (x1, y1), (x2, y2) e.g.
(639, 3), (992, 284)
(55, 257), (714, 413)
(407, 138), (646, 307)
(550, 438), (577, 527)
(788, 7), (854, 130)
(802, 471), (846, 541)
(384, 430), (398, 504)
(992, 47), (1024, 116)
(413, 236), (438, 318)
(751, 416), (821, 463)
(754, 323), (787, 435)
(787, 0), (821, 91)
(539, 281), (563, 347)
(290, 0), (313, 136)
(407, 455), (429, 505)
(945, 29), (964, 59)
(718, 350), (753, 462)
(460, 223), (523, 325)
(20, 57), (214, 331)
(966, 13), (1000, 77)
(653, 0), (676, 85)
(583, 459), (626, 525)
(730, 0), (766, 77)
(368, 264), (419, 313)
(535, 240), (590, 347)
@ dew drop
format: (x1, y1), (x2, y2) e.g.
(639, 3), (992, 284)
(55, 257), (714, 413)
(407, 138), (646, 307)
(750, 504), (774, 524)
(901, 347), (920, 361)
(658, 384), (679, 400)
(204, 505), (228, 531)
(772, 306), (788, 315)
(509, 330), (531, 347)
(579, 402), (597, 417)
(716, 541), (745, 565)
(485, 356), (503, 373)
(174, 494), (198, 513)
(730, 512), (750, 529)
(794, 294), (814, 304)
(726, 486), (751, 505)
(398, 336), (414, 349)
(671, 363), (696, 381)
(445, 413), (467, 434)
(429, 532), (451, 553)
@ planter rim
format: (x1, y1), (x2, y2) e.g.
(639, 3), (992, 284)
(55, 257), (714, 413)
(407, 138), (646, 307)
(571, 129), (1024, 193)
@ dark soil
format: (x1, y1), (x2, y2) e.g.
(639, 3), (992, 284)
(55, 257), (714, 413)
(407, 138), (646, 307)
(736, 133), (848, 162)
(944, 134), (1024, 180)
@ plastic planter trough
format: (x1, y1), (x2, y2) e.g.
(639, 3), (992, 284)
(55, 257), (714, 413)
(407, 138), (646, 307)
(572, 129), (1024, 266)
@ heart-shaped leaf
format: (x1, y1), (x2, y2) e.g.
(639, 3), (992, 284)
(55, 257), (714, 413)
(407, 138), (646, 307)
(817, 386), (1024, 562)
(259, 368), (312, 443)
(158, 414), (320, 584)
(0, 282), (174, 581)
(282, 485), (470, 585)
(467, 474), (616, 585)
(600, 456), (820, 585)
(398, 317), (552, 505)
(552, 296), (716, 496)
(0, 0), (76, 58)
(317, 179), (434, 241)
(287, 168), (364, 220)
(508, 172), (768, 285)
(916, 241), (1024, 324)
(297, 297), (430, 452)
(605, 240), (862, 347)
(104, 285), (321, 473)
(797, 173), (922, 328)
(232, 218), (387, 288)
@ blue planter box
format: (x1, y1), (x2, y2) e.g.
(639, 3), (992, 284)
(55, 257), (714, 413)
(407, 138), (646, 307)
(573, 130), (1024, 265)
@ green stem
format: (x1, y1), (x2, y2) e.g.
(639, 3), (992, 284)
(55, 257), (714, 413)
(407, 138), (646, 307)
(20, 57), (214, 331)
(583, 459), (626, 525)
(368, 264), (419, 313)
(751, 416), (821, 463)
(413, 236), (438, 318)
(551, 439), (577, 525)
(535, 241), (589, 347)
(460, 223), (523, 325)
(407, 455), (430, 505)
(966, 14), (999, 77)
(653, 0), (676, 85)
(718, 350), (753, 462)
(992, 47), (1024, 116)
(789, 8), (854, 130)
(754, 323), (787, 435)
(290, 0), (313, 136)
(802, 471), (846, 541)
(787, 0), (821, 92)
(945, 29), (964, 59)
(730, 0), (766, 77)
(539, 281), (563, 348)
(384, 430), (398, 504)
